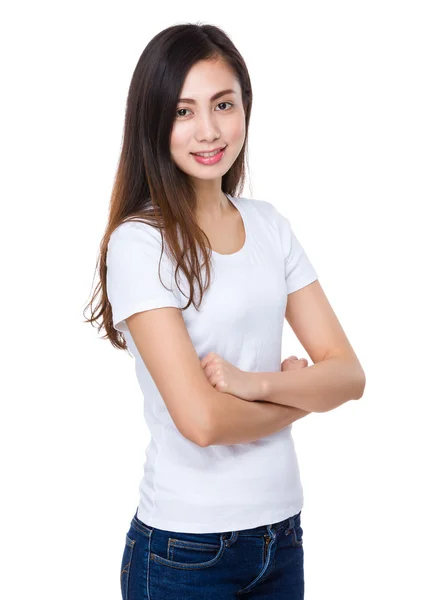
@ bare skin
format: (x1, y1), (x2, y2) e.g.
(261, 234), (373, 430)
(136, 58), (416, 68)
(201, 353), (308, 401)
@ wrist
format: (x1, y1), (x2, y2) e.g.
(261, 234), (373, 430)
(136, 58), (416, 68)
(261, 374), (270, 400)
(251, 372), (270, 401)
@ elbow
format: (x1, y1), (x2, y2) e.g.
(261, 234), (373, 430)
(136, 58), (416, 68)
(355, 371), (366, 399)
(179, 423), (211, 447)
(179, 408), (214, 448)
(195, 418), (214, 447)
(353, 362), (366, 399)
(318, 371), (367, 413)
(196, 432), (212, 447)
(192, 389), (217, 447)
(344, 362), (367, 402)
(175, 388), (216, 447)
(191, 426), (213, 448)
(195, 408), (215, 447)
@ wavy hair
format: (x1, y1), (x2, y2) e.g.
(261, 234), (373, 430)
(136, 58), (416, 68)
(83, 22), (253, 351)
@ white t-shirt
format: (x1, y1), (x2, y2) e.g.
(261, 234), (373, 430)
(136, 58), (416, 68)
(106, 194), (318, 534)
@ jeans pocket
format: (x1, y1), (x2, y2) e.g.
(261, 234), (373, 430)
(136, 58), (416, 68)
(120, 534), (136, 600)
(150, 532), (226, 570)
(132, 516), (153, 538)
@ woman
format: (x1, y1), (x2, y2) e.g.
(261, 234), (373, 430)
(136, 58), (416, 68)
(84, 22), (366, 599)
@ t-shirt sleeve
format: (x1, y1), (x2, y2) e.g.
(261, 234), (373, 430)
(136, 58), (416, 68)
(277, 212), (318, 295)
(106, 221), (181, 332)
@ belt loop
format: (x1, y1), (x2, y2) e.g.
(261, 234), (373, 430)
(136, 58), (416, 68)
(285, 516), (295, 536)
(266, 523), (277, 539)
(222, 531), (238, 547)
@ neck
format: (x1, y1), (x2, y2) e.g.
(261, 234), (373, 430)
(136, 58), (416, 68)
(195, 192), (231, 221)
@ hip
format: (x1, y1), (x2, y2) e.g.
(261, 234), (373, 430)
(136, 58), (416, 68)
(120, 509), (304, 599)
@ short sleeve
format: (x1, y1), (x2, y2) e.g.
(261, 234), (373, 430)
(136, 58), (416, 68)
(277, 212), (318, 295)
(106, 221), (181, 332)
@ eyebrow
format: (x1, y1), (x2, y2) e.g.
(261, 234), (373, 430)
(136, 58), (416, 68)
(177, 89), (237, 104)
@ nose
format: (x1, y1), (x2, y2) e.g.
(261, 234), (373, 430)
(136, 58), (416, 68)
(194, 111), (221, 144)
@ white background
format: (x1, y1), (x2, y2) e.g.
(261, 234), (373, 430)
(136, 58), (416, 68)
(1, 1), (421, 598)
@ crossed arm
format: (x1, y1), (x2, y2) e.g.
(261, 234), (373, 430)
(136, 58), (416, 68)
(206, 393), (311, 446)
(126, 281), (366, 448)
(205, 355), (364, 446)
(204, 281), (366, 446)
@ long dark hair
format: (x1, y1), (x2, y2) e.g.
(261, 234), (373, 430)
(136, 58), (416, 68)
(83, 22), (253, 351)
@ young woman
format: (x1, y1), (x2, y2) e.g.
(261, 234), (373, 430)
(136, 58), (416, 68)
(84, 22), (365, 600)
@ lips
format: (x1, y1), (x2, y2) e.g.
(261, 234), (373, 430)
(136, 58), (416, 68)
(191, 145), (227, 155)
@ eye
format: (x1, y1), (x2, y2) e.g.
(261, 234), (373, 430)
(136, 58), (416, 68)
(215, 101), (234, 111)
(175, 101), (234, 118)
(176, 107), (192, 118)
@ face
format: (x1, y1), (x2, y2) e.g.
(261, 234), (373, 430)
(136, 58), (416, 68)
(170, 58), (246, 187)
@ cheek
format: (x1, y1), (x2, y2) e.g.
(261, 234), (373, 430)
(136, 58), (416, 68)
(227, 115), (246, 144)
(170, 124), (187, 154)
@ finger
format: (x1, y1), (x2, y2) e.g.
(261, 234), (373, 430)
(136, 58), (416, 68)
(200, 352), (216, 368)
(209, 371), (223, 388)
(204, 365), (217, 379)
(296, 359), (308, 368)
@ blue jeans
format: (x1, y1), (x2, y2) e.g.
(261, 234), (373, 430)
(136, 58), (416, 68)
(120, 510), (304, 598)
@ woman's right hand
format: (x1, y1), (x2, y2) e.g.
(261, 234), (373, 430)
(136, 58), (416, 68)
(281, 355), (308, 371)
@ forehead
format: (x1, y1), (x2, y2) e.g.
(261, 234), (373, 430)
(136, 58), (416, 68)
(179, 59), (240, 97)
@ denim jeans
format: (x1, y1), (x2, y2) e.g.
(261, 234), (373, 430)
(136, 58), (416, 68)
(120, 509), (304, 599)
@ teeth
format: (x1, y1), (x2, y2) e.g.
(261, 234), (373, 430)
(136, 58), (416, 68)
(195, 148), (223, 157)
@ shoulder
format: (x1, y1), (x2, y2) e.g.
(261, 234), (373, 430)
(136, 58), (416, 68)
(106, 219), (168, 271)
(235, 196), (276, 215)
(248, 197), (278, 215)
(109, 218), (161, 244)
(235, 196), (298, 261)
(236, 195), (291, 229)
(107, 219), (164, 254)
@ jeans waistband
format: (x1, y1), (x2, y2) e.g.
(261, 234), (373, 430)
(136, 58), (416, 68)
(132, 510), (301, 538)
(232, 511), (301, 537)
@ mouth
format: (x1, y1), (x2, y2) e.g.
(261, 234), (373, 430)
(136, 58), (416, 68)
(190, 145), (227, 156)
(190, 145), (227, 165)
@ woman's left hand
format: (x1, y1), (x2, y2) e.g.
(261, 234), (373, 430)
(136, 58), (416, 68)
(200, 352), (261, 402)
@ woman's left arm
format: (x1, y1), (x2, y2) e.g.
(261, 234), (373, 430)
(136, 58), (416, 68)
(259, 355), (365, 413)
(201, 281), (366, 413)
(260, 280), (366, 412)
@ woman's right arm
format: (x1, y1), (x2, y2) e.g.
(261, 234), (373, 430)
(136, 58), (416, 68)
(205, 389), (311, 446)
(124, 305), (311, 448)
